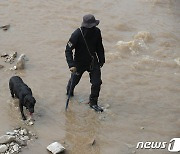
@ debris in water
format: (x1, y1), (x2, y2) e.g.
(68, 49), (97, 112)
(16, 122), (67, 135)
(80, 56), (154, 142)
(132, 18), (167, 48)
(1, 52), (17, 64)
(47, 142), (65, 154)
(0, 24), (10, 31)
(89, 138), (96, 146)
(134, 31), (152, 42)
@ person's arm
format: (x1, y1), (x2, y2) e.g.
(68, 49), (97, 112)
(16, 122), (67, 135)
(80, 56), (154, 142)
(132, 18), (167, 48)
(65, 29), (79, 68)
(96, 29), (105, 67)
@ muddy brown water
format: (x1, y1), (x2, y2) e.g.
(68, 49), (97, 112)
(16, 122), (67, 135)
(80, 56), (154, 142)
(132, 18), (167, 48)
(0, 0), (180, 154)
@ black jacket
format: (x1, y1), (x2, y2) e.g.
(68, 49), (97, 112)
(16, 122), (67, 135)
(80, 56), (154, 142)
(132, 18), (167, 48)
(65, 27), (105, 71)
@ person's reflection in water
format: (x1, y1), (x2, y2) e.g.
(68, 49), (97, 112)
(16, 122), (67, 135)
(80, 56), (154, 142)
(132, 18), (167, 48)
(63, 108), (101, 154)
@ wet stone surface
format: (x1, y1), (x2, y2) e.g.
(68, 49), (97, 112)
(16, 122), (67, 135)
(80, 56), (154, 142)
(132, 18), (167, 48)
(0, 127), (37, 154)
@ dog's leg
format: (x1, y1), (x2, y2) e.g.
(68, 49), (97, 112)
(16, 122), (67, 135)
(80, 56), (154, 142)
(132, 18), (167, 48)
(9, 82), (14, 98)
(10, 89), (14, 98)
(19, 100), (26, 120)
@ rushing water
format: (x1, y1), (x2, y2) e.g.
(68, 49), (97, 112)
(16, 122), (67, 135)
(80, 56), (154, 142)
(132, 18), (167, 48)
(0, 0), (180, 154)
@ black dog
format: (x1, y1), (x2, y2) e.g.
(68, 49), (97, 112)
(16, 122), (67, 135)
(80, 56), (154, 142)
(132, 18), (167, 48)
(9, 76), (36, 120)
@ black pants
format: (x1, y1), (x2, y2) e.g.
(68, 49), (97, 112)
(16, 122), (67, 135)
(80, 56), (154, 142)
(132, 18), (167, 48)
(67, 65), (102, 105)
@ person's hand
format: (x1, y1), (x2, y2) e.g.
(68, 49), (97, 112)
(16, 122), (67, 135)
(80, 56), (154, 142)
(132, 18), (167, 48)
(99, 63), (104, 68)
(69, 67), (76, 73)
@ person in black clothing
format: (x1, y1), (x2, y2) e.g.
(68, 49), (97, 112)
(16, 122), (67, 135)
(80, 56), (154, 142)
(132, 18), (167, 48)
(65, 14), (105, 112)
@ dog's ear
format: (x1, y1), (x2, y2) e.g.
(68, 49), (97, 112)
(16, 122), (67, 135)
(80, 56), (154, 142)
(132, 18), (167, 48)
(23, 96), (28, 104)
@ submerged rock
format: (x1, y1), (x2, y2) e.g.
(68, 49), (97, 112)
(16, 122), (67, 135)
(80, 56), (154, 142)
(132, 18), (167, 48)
(47, 142), (65, 154)
(0, 64), (4, 69)
(88, 138), (96, 146)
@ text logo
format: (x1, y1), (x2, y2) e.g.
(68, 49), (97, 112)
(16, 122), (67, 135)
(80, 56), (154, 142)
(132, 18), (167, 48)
(136, 138), (180, 152)
(168, 138), (180, 152)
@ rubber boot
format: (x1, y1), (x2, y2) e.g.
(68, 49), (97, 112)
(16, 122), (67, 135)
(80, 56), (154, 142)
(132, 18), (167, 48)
(89, 98), (103, 112)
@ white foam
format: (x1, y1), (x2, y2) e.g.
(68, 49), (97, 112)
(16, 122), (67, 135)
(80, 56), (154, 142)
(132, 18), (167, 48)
(174, 58), (180, 66)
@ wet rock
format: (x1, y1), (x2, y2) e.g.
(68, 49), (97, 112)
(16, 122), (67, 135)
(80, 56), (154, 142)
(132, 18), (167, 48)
(11, 52), (17, 59)
(0, 24), (10, 31)
(13, 129), (19, 134)
(20, 136), (29, 141)
(34, 135), (38, 140)
(16, 54), (26, 69)
(6, 132), (15, 136)
(10, 142), (15, 146)
(10, 65), (17, 70)
(47, 142), (65, 154)
(88, 138), (96, 146)
(0, 144), (8, 153)
(0, 64), (4, 69)
(19, 129), (28, 135)
(3, 52), (17, 64)
(15, 139), (27, 146)
(12, 144), (20, 152)
(1, 53), (8, 57)
(0, 127), (37, 154)
(0, 135), (16, 144)
(28, 131), (38, 140)
(25, 119), (34, 126)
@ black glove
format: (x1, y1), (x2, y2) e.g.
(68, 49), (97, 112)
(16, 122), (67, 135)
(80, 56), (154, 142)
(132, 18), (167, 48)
(69, 67), (77, 73)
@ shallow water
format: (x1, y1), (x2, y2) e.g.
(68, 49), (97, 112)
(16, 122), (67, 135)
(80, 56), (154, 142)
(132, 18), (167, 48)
(0, 0), (180, 153)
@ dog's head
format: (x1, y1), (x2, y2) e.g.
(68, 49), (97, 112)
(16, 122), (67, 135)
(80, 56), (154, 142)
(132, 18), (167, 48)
(24, 95), (36, 114)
